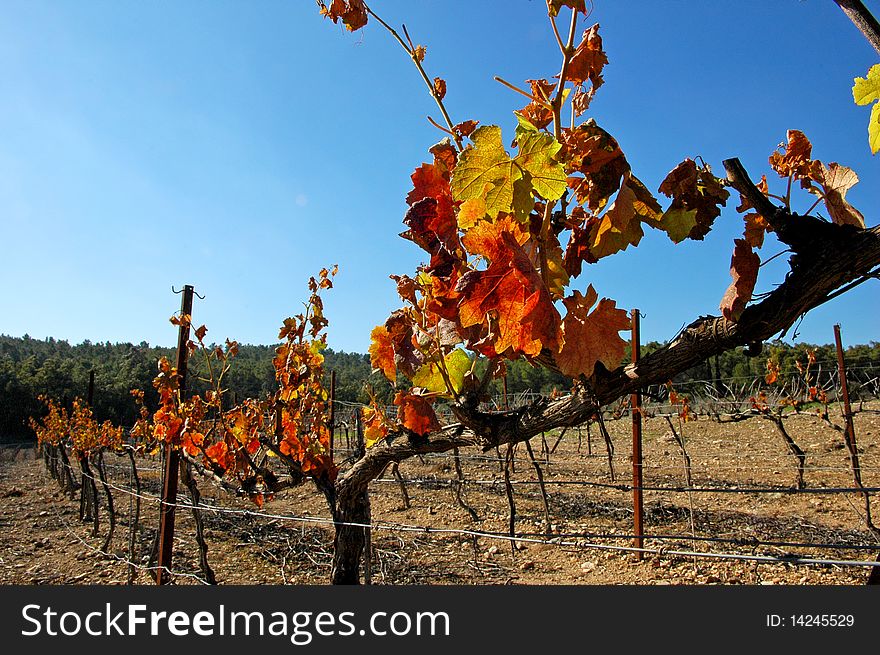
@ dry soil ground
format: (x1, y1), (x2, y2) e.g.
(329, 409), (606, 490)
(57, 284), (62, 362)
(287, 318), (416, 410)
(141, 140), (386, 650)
(1, 405), (879, 585)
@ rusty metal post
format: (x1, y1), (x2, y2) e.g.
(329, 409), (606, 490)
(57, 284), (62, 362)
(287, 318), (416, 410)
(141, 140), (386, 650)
(834, 324), (880, 584)
(834, 325), (862, 482)
(156, 285), (194, 585)
(328, 370), (336, 461)
(834, 324), (878, 524)
(631, 309), (644, 560)
(353, 409), (372, 584)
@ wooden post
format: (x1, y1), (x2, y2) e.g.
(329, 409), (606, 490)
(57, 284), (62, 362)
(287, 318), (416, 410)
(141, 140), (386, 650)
(156, 285), (194, 585)
(631, 309), (644, 560)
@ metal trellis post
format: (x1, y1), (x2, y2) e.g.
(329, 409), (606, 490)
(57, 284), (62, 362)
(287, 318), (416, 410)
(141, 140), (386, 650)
(631, 309), (644, 560)
(156, 284), (194, 585)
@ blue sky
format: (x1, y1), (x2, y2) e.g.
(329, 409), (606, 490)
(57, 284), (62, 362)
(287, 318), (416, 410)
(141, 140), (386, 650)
(1, 0), (878, 352)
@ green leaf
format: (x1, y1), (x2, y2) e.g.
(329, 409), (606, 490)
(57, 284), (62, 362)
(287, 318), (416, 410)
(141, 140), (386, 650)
(451, 125), (520, 219)
(514, 118), (568, 203)
(411, 348), (471, 395)
(451, 123), (566, 222)
(853, 64), (880, 154)
(653, 207), (698, 243)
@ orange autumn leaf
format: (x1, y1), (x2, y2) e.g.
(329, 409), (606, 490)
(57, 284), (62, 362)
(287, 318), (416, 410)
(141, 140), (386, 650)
(742, 212), (771, 249)
(460, 213), (529, 262)
(720, 239), (760, 322)
(768, 129), (813, 181)
(765, 360), (780, 385)
(589, 173), (661, 259)
(318, 0), (368, 31)
(556, 285), (630, 379)
(561, 121), (630, 211)
(548, 0), (588, 16)
(407, 162), (451, 207)
(433, 76), (446, 101)
(452, 120), (479, 139)
(515, 79), (555, 131)
(807, 161), (866, 228)
(565, 24), (607, 92)
(361, 400), (392, 448)
(205, 440), (234, 473)
(394, 391), (440, 436)
(369, 325), (396, 382)
(561, 206), (598, 277)
(457, 231), (561, 358)
(429, 139), (458, 172)
(658, 158), (729, 240)
(383, 309), (424, 378)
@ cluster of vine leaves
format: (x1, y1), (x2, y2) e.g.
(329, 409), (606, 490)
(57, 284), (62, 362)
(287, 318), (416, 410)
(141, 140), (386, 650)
(30, 0), (871, 508)
(322, 0), (868, 447)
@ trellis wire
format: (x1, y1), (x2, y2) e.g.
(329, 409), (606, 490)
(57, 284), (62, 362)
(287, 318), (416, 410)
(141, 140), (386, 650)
(49, 459), (880, 573)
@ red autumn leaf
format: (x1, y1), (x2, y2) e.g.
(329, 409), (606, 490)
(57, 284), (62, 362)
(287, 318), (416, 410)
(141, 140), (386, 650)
(433, 76), (447, 101)
(457, 231), (561, 358)
(181, 430), (204, 457)
(384, 309), (424, 378)
(401, 154), (463, 277)
(407, 162), (451, 206)
(452, 120), (479, 139)
(588, 173), (662, 259)
(561, 122), (630, 211)
(400, 197), (461, 277)
(430, 141), (457, 175)
(394, 390), (440, 436)
(719, 239), (760, 322)
(556, 285), (631, 379)
(565, 24), (607, 92)
(279, 431), (302, 459)
(562, 206), (599, 277)
(421, 268), (463, 322)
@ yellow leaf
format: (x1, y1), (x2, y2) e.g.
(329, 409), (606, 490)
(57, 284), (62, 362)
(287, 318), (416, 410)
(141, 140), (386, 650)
(853, 63), (880, 106)
(869, 102), (880, 155)
(853, 64), (880, 154)
(411, 348), (471, 395)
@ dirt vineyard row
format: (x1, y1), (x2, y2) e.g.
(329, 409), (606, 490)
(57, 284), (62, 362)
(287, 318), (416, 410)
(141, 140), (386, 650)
(2, 406), (879, 585)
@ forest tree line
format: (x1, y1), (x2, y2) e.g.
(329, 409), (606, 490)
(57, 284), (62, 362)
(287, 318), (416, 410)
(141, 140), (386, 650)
(1, 333), (878, 441)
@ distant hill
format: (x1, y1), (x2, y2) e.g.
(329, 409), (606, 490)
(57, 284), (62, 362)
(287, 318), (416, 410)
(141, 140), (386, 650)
(2, 333), (877, 440)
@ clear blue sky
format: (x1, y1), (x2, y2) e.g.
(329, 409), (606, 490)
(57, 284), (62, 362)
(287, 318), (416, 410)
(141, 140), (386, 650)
(1, 0), (878, 353)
